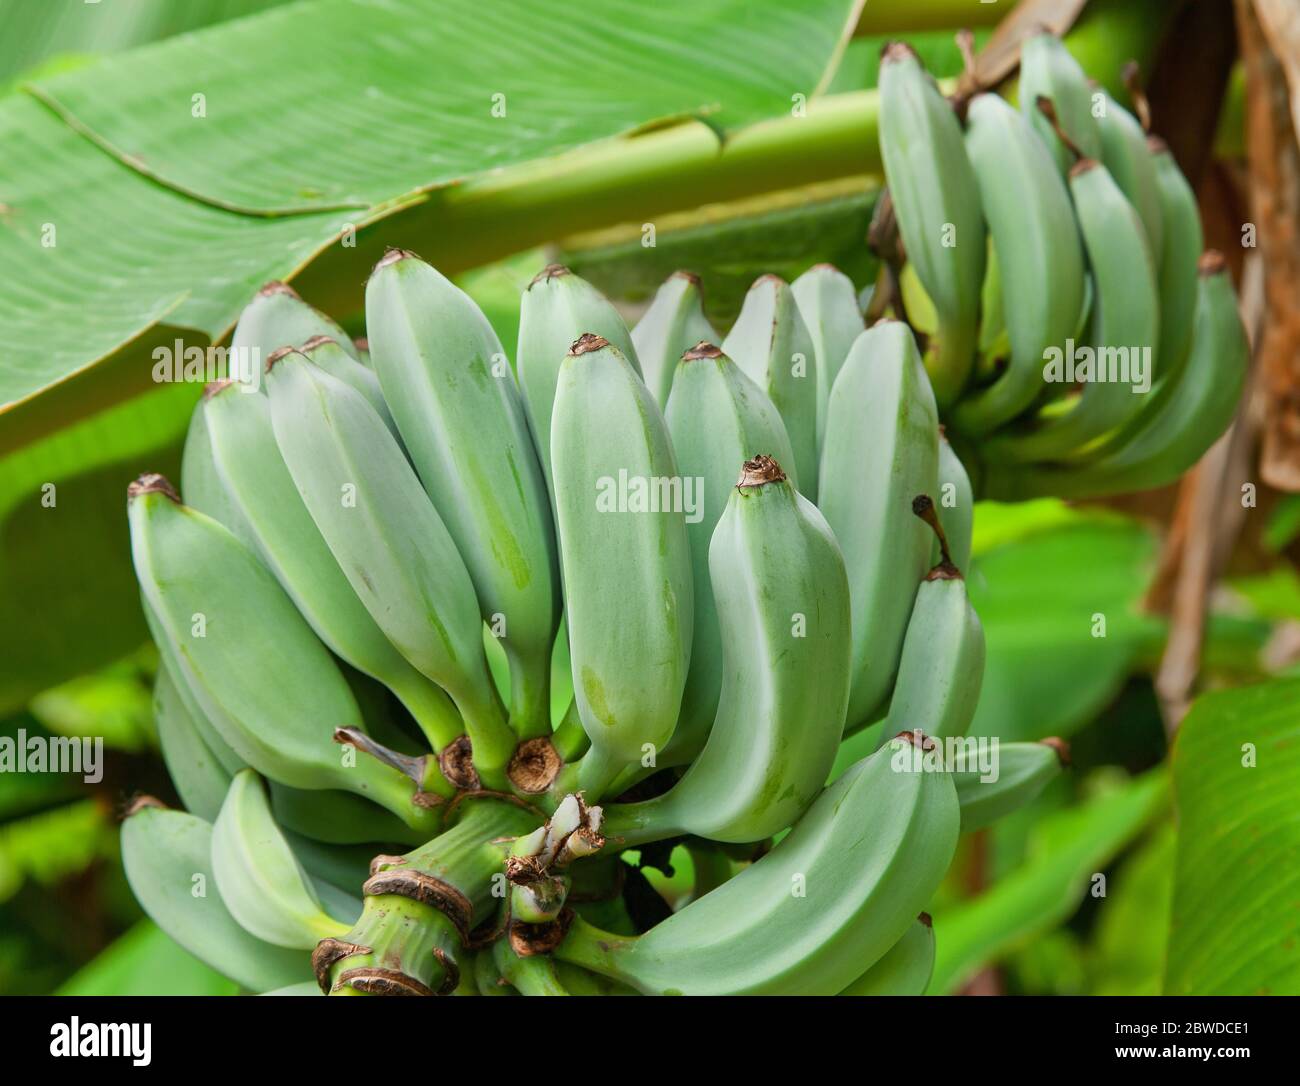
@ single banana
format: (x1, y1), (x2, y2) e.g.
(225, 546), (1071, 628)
(1096, 90), (1163, 264)
(984, 252), (1247, 500)
(1148, 136), (1204, 386)
(1018, 30), (1102, 175)
(936, 430), (974, 574)
(557, 733), (959, 995)
(839, 914), (934, 995)
(631, 271), (717, 408)
(886, 496), (985, 742)
(211, 769), (353, 949)
(228, 280), (357, 388)
(721, 275), (820, 499)
(366, 250), (560, 741)
(517, 264), (639, 493)
(121, 798), (314, 991)
(661, 344), (798, 764)
(127, 474), (442, 832)
(202, 377), (463, 754)
(179, 398), (256, 550)
(954, 738), (1069, 831)
(550, 334), (693, 797)
(950, 92), (1086, 436)
(263, 350), (516, 784)
(819, 320), (939, 729)
(269, 783), (426, 847)
(298, 334), (400, 441)
(603, 456), (850, 845)
(153, 666), (232, 823)
(790, 263), (864, 451)
(878, 43), (985, 405)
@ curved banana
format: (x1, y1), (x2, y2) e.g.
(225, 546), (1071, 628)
(229, 280), (357, 388)
(211, 769), (353, 949)
(661, 344), (798, 764)
(1018, 30), (1102, 175)
(886, 496), (985, 742)
(179, 399), (256, 550)
(984, 252), (1246, 500)
(722, 275), (820, 499)
(263, 350), (516, 784)
(936, 430), (974, 574)
(365, 250), (560, 741)
(955, 738), (1068, 831)
(298, 334), (400, 441)
(951, 93), (1086, 435)
(153, 666), (232, 823)
(1149, 136), (1204, 386)
(839, 914), (934, 995)
(790, 263), (864, 451)
(603, 455), (851, 845)
(550, 334), (693, 797)
(558, 733), (959, 995)
(121, 799), (314, 991)
(878, 43), (985, 405)
(819, 320), (939, 729)
(517, 264), (639, 492)
(631, 271), (717, 408)
(1096, 91), (1163, 264)
(203, 379), (464, 754)
(127, 474), (442, 832)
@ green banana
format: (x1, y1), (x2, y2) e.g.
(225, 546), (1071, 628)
(179, 398), (256, 549)
(128, 475), (442, 831)
(153, 666), (232, 823)
(984, 252), (1247, 500)
(228, 280), (357, 387)
(790, 263), (864, 451)
(936, 429), (974, 574)
(1018, 30), (1102, 176)
(818, 320), (939, 729)
(661, 343), (797, 764)
(839, 914), (934, 995)
(365, 250), (560, 740)
(121, 799), (314, 991)
(885, 496), (985, 742)
(517, 264), (639, 493)
(211, 769), (354, 949)
(550, 334), (693, 798)
(269, 783), (425, 847)
(557, 733), (959, 995)
(298, 334), (400, 441)
(878, 43), (985, 405)
(951, 92), (1086, 435)
(954, 738), (1068, 831)
(721, 275), (820, 500)
(1149, 136), (1204, 386)
(203, 379), (463, 754)
(631, 271), (717, 408)
(263, 350), (516, 784)
(603, 455), (850, 845)
(1096, 90), (1163, 265)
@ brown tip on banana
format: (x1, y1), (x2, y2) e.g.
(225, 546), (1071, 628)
(127, 473), (180, 503)
(264, 344), (298, 372)
(569, 332), (610, 356)
(1199, 249), (1227, 275)
(374, 247), (419, 271)
(682, 341), (723, 361)
(257, 280), (299, 298)
(202, 379), (234, 399)
(1121, 60), (1151, 133)
(530, 263), (571, 286)
(123, 794), (168, 818)
(671, 270), (702, 286)
(882, 40), (919, 64)
(736, 454), (787, 488)
(1040, 736), (1072, 767)
(895, 728), (936, 751)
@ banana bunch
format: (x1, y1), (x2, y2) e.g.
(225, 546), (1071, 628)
(125, 236), (1096, 997)
(877, 31), (1248, 499)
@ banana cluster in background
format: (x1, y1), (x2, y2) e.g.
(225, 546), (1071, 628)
(877, 31), (1248, 501)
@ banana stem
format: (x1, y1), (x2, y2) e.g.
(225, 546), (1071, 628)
(551, 699), (589, 763)
(492, 943), (571, 996)
(599, 794), (686, 849)
(553, 915), (638, 987)
(506, 653), (552, 741)
(390, 674), (466, 753)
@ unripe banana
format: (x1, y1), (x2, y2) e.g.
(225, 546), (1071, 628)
(550, 334), (693, 797)
(121, 799), (314, 991)
(878, 43), (985, 405)
(819, 320), (939, 729)
(661, 344), (798, 764)
(365, 250), (560, 741)
(936, 431), (974, 574)
(263, 350), (516, 782)
(229, 280), (357, 388)
(791, 263), (864, 451)
(211, 769), (354, 949)
(1018, 30), (1102, 175)
(558, 733), (959, 995)
(721, 275), (820, 499)
(632, 271), (717, 408)
(127, 475), (441, 832)
(951, 93), (1086, 435)
(517, 264), (639, 492)
(955, 739), (1068, 831)
(298, 334), (400, 441)
(604, 456), (851, 845)
(202, 379), (464, 753)
(179, 399), (257, 550)
(839, 914), (934, 995)
(885, 496), (985, 743)
(153, 666), (232, 823)
(1149, 136), (1204, 386)
(1096, 91), (1163, 262)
